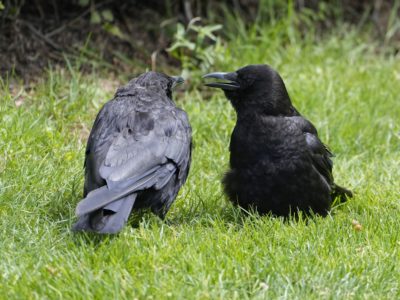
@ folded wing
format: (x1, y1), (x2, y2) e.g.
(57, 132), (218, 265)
(76, 101), (191, 217)
(288, 116), (334, 188)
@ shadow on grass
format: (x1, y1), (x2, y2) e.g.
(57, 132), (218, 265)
(50, 175), (351, 248)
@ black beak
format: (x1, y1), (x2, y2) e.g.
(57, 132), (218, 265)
(203, 72), (240, 91)
(171, 76), (185, 89)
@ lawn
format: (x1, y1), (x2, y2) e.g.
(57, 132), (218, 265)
(1, 21), (399, 299)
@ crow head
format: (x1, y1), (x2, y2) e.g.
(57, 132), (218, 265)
(204, 64), (293, 115)
(120, 71), (184, 100)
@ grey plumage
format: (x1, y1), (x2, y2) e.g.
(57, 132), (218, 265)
(73, 72), (191, 234)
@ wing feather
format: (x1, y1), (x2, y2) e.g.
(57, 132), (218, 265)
(287, 116), (334, 187)
(76, 97), (191, 217)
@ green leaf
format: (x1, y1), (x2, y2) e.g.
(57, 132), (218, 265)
(166, 40), (196, 52)
(90, 11), (101, 24)
(205, 24), (223, 32)
(0, 1), (4, 10)
(78, 0), (89, 7)
(199, 24), (223, 41)
(101, 9), (114, 22)
(103, 23), (124, 39)
(176, 23), (186, 38)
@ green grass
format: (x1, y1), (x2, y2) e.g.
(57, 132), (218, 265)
(1, 23), (400, 299)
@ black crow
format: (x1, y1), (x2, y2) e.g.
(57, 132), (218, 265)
(204, 64), (352, 217)
(73, 72), (192, 233)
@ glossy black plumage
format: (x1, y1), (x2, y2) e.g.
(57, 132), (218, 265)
(204, 64), (352, 217)
(73, 72), (192, 233)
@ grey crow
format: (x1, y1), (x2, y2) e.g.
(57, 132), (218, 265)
(73, 72), (192, 233)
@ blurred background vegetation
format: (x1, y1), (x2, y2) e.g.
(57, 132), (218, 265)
(1, 0), (399, 84)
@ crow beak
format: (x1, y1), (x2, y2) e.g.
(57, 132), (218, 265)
(171, 76), (185, 89)
(203, 72), (240, 91)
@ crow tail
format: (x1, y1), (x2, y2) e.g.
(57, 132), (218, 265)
(72, 194), (137, 234)
(332, 184), (353, 203)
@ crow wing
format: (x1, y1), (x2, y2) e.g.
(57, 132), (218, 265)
(289, 116), (334, 187)
(76, 96), (191, 217)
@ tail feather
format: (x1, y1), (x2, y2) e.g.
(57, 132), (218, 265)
(76, 164), (173, 217)
(72, 194), (137, 234)
(332, 184), (353, 203)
